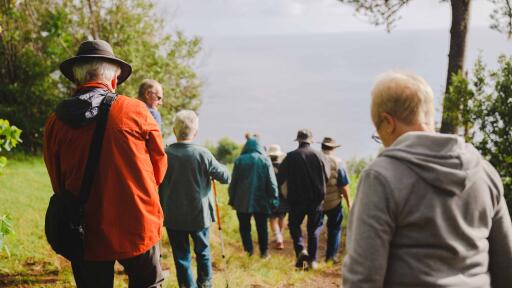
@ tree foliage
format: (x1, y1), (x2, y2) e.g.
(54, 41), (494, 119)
(449, 55), (512, 212)
(445, 70), (474, 138)
(205, 137), (243, 165)
(339, 0), (409, 32)
(340, 0), (512, 37)
(345, 156), (374, 179)
(490, 0), (512, 38)
(0, 119), (22, 171)
(0, 119), (21, 257)
(0, 0), (201, 152)
(0, 214), (14, 257)
(339, 0), (512, 134)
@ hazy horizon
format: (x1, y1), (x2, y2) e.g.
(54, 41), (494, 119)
(183, 28), (512, 159)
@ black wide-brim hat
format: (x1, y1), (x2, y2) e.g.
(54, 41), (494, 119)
(59, 40), (132, 85)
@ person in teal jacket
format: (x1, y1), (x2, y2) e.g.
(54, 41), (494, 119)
(159, 110), (230, 288)
(228, 137), (279, 258)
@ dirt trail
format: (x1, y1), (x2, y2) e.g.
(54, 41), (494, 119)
(272, 228), (344, 288)
(1, 224), (344, 288)
(209, 221), (345, 288)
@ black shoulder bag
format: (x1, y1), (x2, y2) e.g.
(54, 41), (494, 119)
(44, 93), (117, 261)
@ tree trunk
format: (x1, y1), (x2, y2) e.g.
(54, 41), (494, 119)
(87, 0), (101, 39)
(440, 0), (471, 134)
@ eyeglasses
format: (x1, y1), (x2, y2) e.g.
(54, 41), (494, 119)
(371, 131), (382, 144)
(149, 91), (163, 101)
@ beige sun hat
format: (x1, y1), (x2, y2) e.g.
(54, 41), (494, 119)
(267, 144), (284, 157)
(321, 136), (342, 148)
(294, 129), (313, 144)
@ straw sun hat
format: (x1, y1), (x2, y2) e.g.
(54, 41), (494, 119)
(267, 144), (284, 157)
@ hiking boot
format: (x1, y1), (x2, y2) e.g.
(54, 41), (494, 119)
(261, 251), (270, 259)
(275, 241), (284, 250)
(295, 251), (309, 269)
(307, 260), (319, 271)
(197, 280), (212, 288)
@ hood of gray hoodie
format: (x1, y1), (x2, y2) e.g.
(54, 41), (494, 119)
(380, 131), (483, 196)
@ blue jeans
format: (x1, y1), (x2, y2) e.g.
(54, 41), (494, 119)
(236, 212), (269, 256)
(324, 204), (343, 260)
(288, 207), (324, 261)
(166, 228), (212, 288)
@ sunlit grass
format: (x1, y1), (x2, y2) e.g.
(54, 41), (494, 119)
(0, 157), (357, 287)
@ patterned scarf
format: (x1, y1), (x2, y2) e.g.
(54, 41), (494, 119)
(56, 82), (114, 127)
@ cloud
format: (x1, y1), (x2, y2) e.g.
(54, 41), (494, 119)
(156, 0), (498, 36)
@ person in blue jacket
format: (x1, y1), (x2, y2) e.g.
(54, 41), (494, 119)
(228, 137), (279, 258)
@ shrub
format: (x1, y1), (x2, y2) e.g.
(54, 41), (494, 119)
(204, 138), (242, 165)
(0, 214), (14, 257)
(448, 55), (512, 211)
(0, 119), (22, 171)
(345, 156), (374, 179)
(0, 0), (201, 152)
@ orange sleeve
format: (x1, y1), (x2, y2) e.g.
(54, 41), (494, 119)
(142, 107), (167, 185)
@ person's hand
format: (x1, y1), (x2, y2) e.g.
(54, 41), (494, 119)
(271, 198), (279, 209)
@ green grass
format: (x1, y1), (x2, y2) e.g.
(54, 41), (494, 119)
(0, 157), (358, 287)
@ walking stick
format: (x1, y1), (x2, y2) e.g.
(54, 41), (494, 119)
(212, 179), (226, 259)
(211, 179), (229, 287)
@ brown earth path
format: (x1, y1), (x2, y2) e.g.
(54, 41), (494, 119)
(207, 220), (346, 288)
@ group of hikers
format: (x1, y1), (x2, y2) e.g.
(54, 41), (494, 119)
(42, 39), (512, 288)
(228, 130), (351, 266)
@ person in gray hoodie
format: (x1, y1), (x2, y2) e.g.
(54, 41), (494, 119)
(342, 71), (512, 288)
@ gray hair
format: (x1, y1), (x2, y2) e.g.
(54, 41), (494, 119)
(138, 79), (162, 99)
(174, 110), (199, 141)
(72, 60), (120, 84)
(371, 71), (435, 130)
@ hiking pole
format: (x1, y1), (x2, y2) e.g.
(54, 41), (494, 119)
(212, 179), (226, 259)
(211, 179), (229, 287)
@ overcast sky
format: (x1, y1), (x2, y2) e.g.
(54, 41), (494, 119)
(156, 0), (497, 37)
(152, 0), (512, 156)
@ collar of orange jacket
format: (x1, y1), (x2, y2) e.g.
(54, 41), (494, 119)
(77, 81), (114, 93)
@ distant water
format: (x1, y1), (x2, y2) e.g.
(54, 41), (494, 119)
(192, 28), (512, 159)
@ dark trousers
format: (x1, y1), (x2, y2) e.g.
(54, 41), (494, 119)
(71, 244), (164, 288)
(324, 204), (343, 260)
(288, 206), (324, 261)
(167, 228), (212, 288)
(236, 212), (269, 255)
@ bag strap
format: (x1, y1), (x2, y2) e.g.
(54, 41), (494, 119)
(79, 92), (118, 205)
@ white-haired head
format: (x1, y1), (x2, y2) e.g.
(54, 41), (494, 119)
(174, 110), (199, 141)
(371, 71), (435, 131)
(72, 59), (121, 85)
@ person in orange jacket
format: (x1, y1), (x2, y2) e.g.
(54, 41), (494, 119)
(44, 39), (167, 287)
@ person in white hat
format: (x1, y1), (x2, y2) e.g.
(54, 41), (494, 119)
(267, 144), (288, 250)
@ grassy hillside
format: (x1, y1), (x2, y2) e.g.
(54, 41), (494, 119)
(0, 157), (357, 287)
